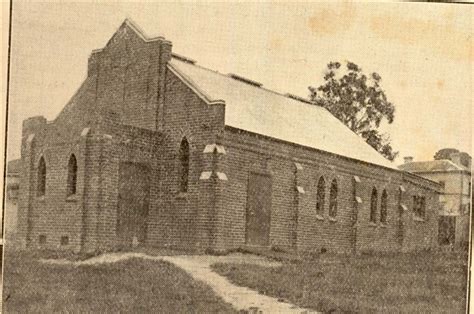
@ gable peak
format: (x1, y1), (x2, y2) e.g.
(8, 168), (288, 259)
(114, 18), (169, 43)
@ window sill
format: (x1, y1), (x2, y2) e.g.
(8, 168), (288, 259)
(315, 215), (324, 221)
(413, 217), (425, 222)
(368, 222), (377, 227)
(328, 217), (337, 222)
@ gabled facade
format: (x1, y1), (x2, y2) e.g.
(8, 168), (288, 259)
(16, 20), (440, 253)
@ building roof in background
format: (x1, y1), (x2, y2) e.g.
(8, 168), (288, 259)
(7, 159), (21, 175)
(398, 160), (470, 173)
(169, 58), (395, 170)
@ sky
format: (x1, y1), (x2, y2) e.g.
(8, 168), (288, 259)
(2, 1), (473, 165)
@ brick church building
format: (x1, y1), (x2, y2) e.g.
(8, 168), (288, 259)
(17, 20), (440, 253)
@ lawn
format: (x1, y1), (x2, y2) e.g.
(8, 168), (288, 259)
(212, 250), (469, 313)
(3, 250), (236, 313)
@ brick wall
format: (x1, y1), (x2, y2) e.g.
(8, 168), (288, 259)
(149, 68), (225, 250)
(17, 120), (89, 251)
(220, 126), (439, 253)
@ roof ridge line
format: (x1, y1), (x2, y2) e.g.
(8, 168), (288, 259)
(170, 56), (319, 108)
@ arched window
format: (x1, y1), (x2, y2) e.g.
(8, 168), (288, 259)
(179, 137), (190, 192)
(380, 189), (388, 223)
(37, 157), (46, 196)
(329, 179), (338, 218)
(370, 187), (378, 223)
(316, 177), (325, 216)
(67, 154), (78, 196)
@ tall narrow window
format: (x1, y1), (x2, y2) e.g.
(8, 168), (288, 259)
(370, 187), (378, 222)
(316, 177), (325, 216)
(179, 137), (190, 192)
(329, 179), (338, 218)
(67, 154), (78, 196)
(380, 189), (388, 223)
(37, 157), (46, 196)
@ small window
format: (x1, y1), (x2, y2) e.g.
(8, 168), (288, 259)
(60, 236), (69, 245)
(316, 177), (325, 216)
(179, 137), (190, 192)
(37, 157), (46, 196)
(39, 235), (46, 244)
(67, 154), (78, 196)
(370, 187), (378, 223)
(413, 195), (426, 219)
(329, 179), (338, 218)
(380, 189), (388, 223)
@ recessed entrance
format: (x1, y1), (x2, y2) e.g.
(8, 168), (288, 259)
(117, 162), (150, 248)
(246, 172), (272, 246)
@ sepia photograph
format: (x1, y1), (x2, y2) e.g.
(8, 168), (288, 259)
(1, 1), (472, 313)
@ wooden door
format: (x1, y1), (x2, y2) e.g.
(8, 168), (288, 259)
(117, 163), (150, 248)
(246, 172), (272, 246)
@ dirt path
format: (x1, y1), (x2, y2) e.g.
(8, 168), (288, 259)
(42, 252), (316, 313)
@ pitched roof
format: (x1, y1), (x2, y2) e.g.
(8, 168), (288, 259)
(398, 160), (470, 173)
(169, 58), (395, 169)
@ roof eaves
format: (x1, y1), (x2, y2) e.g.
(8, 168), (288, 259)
(444, 160), (468, 171)
(167, 63), (225, 106)
(399, 160), (469, 173)
(402, 171), (442, 192)
(409, 169), (471, 174)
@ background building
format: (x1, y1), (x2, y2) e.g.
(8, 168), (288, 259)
(399, 153), (471, 247)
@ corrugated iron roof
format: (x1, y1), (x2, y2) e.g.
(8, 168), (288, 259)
(398, 160), (470, 173)
(169, 58), (395, 169)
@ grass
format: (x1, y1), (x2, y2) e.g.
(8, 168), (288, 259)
(212, 250), (469, 313)
(3, 249), (236, 313)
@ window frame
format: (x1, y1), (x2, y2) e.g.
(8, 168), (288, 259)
(37, 157), (46, 197)
(328, 179), (338, 218)
(380, 189), (388, 224)
(67, 154), (78, 196)
(179, 137), (190, 193)
(370, 187), (378, 223)
(316, 176), (326, 218)
(413, 195), (426, 219)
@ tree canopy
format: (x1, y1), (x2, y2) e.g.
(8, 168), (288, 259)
(434, 148), (471, 168)
(433, 148), (459, 160)
(309, 61), (398, 161)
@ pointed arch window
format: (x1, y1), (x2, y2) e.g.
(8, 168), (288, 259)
(37, 157), (46, 196)
(316, 177), (325, 216)
(329, 179), (338, 218)
(370, 187), (378, 223)
(179, 137), (190, 192)
(67, 154), (78, 196)
(380, 189), (388, 223)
